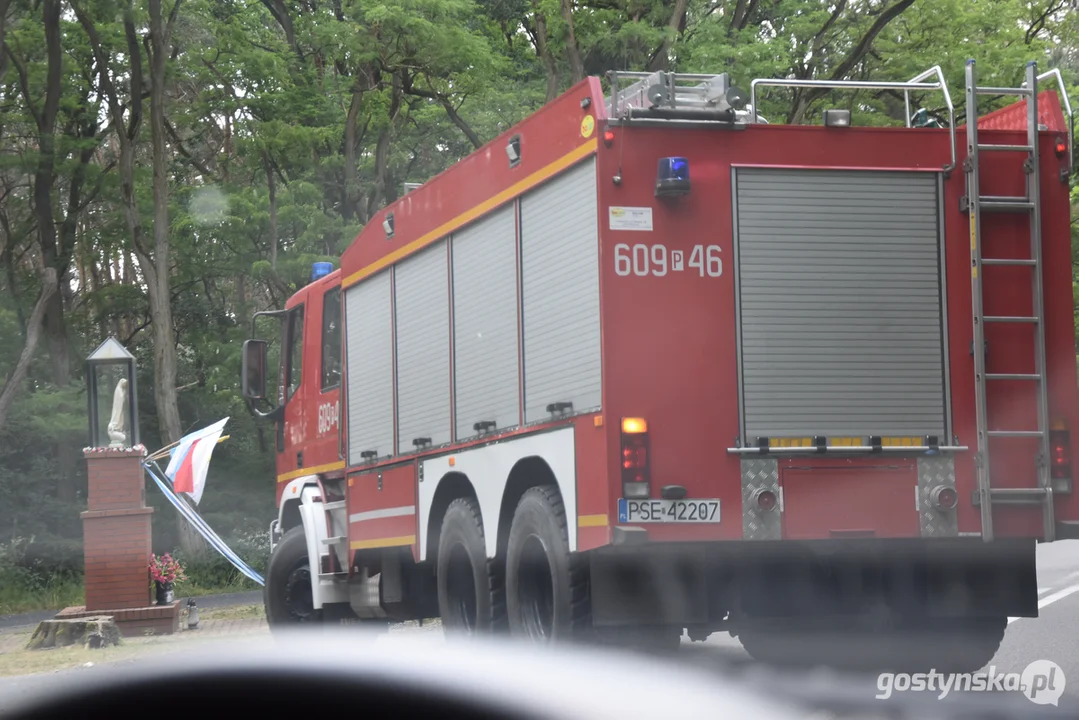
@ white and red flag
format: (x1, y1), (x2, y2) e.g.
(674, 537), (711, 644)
(164, 418), (228, 506)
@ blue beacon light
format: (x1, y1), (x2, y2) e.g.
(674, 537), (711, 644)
(311, 262), (334, 282)
(655, 157), (691, 197)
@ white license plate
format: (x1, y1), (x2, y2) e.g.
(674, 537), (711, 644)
(617, 498), (721, 524)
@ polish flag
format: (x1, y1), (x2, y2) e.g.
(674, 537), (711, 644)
(164, 418), (228, 506)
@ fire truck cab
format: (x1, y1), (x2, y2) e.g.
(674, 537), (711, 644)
(242, 60), (1077, 670)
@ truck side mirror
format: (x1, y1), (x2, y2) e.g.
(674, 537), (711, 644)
(241, 339), (268, 400)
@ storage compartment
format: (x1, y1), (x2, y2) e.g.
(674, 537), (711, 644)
(734, 168), (948, 441)
(780, 462), (920, 539)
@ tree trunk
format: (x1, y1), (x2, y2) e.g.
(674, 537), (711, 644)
(0, 269), (58, 431)
(342, 80), (366, 222)
(649, 0), (688, 71)
(149, 0), (204, 557)
(530, 10), (559, 102)
(265, 152), (278, 269)
(559, 0), (584, 84)
(148, 0), (183, 447)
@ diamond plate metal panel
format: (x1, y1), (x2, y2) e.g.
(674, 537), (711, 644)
(917, 456), (958, 537)
(741, 458), (781, 540)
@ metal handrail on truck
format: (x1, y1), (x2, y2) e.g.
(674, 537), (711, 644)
(1023, 67), (1074, 172)
(750, 66), (957, 173)
(606, 66), (959, 174)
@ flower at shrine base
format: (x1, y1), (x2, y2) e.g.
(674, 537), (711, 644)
(149, 553), (187, 584)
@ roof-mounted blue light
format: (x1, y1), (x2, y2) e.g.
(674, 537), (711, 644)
(655, 157), (691, 197)
(311, 261), (334, 282)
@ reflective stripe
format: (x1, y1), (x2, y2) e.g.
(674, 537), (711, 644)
(349, 506), (416, 524)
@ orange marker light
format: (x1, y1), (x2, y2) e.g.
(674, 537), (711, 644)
(449, 456), (456, 467)
(621, 417), (648, 434)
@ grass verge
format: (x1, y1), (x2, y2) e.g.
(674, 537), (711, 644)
(0, 577), (85, 617)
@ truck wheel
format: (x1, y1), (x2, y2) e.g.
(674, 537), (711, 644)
(890, 617), (1007, 673)
(264, 525), (321, 627)
(505, 486), (590, 642)
(436, 497), (506, 634)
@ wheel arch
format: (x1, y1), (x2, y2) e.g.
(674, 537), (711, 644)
(278, 476), (320, 533)
(425, 471), (478, 566)
(496, 456), (563, 559)
(417, 427), (578, 561)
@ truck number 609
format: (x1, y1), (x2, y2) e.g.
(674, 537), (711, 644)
(614, 243), (722, 278)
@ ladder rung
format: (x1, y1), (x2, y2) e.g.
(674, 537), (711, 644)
(975, 86), (1034, 97)
(977, 143), (1033, 152)
(990, 487), (1051, 500)
(972, 487), (1051, 507)
(322, 500), (347, 511)
(985, 373), (1041, 380)
(979, 196), (1034, 212)
(981, 258), (1037, 266)
(322, 536), (347, 545)
(987, 430), (1045, 438)
(984, 315), (1038, 323)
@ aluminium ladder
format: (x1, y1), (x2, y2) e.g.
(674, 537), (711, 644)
(964, 60), (1054, 543)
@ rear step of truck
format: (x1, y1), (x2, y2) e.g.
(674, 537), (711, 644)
(964, 60), (1056, 542)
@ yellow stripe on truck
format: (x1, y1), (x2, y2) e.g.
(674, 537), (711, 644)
(350, 535), (416, 550)
(276, 460), (346, 484)
(342, 139), (599, 289)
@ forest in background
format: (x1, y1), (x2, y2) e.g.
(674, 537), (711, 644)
(0, 0), (1075, 611)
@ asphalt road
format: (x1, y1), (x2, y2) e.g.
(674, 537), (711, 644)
(2, 544), (1078, 717)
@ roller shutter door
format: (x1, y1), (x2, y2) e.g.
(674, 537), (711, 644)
(520, 158), (601, 423)
(735, 168), (947, 440)
(344, 270), (394, 462)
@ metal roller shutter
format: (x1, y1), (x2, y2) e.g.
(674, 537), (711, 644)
(345, 270), (394, 463)
(395, 240), (451, 454)
(453, 206), (519, 440)
(734, 168), (947, 440)
(521, 158), (601, 424)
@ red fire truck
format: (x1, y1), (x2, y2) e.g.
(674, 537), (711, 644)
(241, 59), (1077, 670)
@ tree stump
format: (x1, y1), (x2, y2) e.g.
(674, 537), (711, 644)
(25, 616), (122, 650)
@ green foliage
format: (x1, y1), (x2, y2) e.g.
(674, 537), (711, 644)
(0, 538), (84, 615)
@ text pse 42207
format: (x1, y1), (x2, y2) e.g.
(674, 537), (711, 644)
(618, 498), (721, 523)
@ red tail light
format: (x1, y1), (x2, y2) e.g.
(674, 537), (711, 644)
(603, 129), (615, 148)
(1054, 137), (1068, 158)
(1050, 421), (1072, 494)
(621, 418), (650, 499)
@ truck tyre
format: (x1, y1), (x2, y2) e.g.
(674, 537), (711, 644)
(505, 486), (590, 642)
(890, 616), (1007, 673)
(739, 617), (1007, 673)
(437, 497), (506, 634)
(264, 525), (321, 628)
